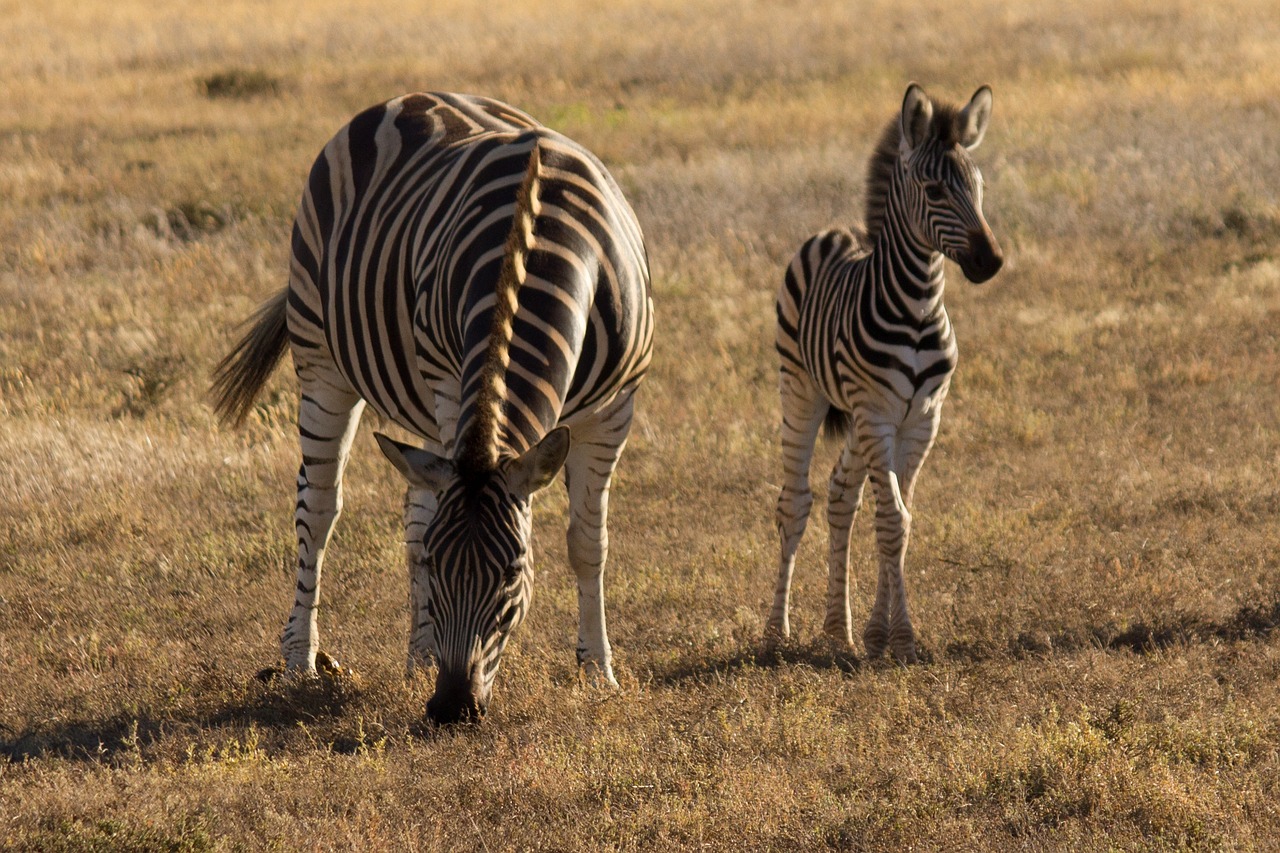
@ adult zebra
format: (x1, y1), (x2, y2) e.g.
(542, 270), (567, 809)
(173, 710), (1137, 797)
(767, 84), (1003, 662)
(212, 93), (654, 723)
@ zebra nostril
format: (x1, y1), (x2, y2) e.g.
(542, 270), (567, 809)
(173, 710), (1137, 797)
(426, 689), (484, 725)
(962, 230), (1003, 283)
(426, 658), (490, 725)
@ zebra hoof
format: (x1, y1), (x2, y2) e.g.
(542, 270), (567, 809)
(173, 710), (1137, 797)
(887, 624), (918, 665)
(579, 662), (619, 689)
(761, 621), (791, 651)
(891, 645), (919, 665)
(862, 624), (889, 660)
(822, 621), (856, 650)
(316, 651), (356, 680)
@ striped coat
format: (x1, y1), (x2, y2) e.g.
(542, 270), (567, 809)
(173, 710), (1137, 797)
(767, 84), (1003, 662)
(214, 93), (653, 722)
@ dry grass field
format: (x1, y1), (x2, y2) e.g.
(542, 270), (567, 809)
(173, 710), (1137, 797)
(3, 0), (1280, 848)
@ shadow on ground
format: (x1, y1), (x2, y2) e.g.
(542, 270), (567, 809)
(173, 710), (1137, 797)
(644, 638), (866, 687)
(0, 669), (372, 764)
(7, 598), (1278, 762)
(947, 597), (1280, 663)
(648, 597), (1280, 685)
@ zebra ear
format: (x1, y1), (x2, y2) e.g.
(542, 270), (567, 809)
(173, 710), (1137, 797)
(508, 426), (570, 495)
(375, 433), (455, 491)
(958, 86), (993, 150)
(900, 83), (934, 153)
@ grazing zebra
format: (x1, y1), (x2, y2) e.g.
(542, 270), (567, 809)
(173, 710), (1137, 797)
(767, 83), (1003, 662)
(211, 93), (654, 723)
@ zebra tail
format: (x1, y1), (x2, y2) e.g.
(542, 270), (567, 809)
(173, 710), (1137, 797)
(209, 288), (290, 428)
(459, 138), (542, 473)
(822, 404), (852, 443)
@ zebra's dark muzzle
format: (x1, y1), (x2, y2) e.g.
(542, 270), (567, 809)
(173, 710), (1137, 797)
(959, 229), (1004, 284)
(426, 668), (487, 725)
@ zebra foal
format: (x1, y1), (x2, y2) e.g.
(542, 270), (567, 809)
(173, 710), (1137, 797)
(212, 93), (653, 723)
(768, 83), (1003, 662)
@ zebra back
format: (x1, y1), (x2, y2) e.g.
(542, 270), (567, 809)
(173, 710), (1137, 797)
(284, 93), (651, 461)
(457, 144), (542, 478)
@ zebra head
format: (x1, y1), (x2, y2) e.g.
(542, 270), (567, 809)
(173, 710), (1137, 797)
(376, 427), (571, 724)
(897, 83), (1004, 284)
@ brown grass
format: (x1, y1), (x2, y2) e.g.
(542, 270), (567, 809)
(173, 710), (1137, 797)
(4, 0), (1280, 849)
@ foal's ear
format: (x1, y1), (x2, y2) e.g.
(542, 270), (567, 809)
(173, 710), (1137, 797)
(958, 86), (994, 150)
(899, 83), (934, 154)
(375, 433), (455, 491)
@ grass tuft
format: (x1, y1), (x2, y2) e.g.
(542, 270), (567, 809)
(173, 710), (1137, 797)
(198, 68), (281, 100)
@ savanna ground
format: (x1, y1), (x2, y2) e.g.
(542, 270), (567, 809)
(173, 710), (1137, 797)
(3, 0), (1280, 849)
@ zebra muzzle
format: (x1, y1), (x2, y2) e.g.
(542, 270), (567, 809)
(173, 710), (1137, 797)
(959, 228), (1004, 284)
(426, 667), (487, 725)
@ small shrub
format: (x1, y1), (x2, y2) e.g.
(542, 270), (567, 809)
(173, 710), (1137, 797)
(199, 68), (281, 100)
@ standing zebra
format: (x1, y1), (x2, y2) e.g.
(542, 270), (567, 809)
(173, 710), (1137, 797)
(767, 84), (1003, 662)
(212, 93), (654, 723)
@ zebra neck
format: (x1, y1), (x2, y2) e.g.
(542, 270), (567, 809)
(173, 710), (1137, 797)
(869, 202), (947, 326)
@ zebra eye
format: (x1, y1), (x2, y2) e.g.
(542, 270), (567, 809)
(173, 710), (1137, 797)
(923, 182), (948, 202)
(503, 559), (525, 587)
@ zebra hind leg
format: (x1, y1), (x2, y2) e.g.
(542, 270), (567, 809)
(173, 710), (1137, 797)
(765, 377), (827, 646)
(281, 362), (366, 673)
(823, 440), (867, 648)
(563, 395), (638, 688)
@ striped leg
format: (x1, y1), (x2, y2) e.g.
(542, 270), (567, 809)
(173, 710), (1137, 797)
(281, 359), (365, 672)
(862, 413), (939, 663)
(563, 394), (635, 688)
(403, 484), (439, 677)
(766, 374), (827, 643)
(823, 440), (868, 646)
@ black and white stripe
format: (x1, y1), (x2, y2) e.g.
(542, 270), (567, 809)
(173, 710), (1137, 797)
(766, 84), (1003, 661)
(213, 92), (653, 722)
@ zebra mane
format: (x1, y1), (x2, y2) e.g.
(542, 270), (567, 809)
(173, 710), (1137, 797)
(862, 98), (965, 242)
(458, 141), (543, 477)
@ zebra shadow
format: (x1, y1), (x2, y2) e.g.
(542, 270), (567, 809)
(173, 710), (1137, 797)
(0, 673), (369, 765)
(647, 596), (1280, 686)
(643, 638), (867, 686)
(0, 712), (169, 765)
(944, 596), (1280, 664)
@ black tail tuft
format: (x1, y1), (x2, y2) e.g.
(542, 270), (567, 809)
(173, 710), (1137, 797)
(822, 405), (851, 442)
(210, 289), (290, 428)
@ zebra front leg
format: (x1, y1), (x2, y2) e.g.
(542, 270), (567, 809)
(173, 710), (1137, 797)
(824, 441), (867, 647)
(403, 485), (438, 678)
(871, 412), (941, 662)
(863, 463), (915, 663)
(857, 416), (922, 663)
(563, 398), (635, 688)
(766, 377), (827, 644)
(282, 367), (365, 672)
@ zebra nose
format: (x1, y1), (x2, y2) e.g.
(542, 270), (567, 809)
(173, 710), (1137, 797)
(961, 229), (1003, 283)
(426, 666), (487, 725)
